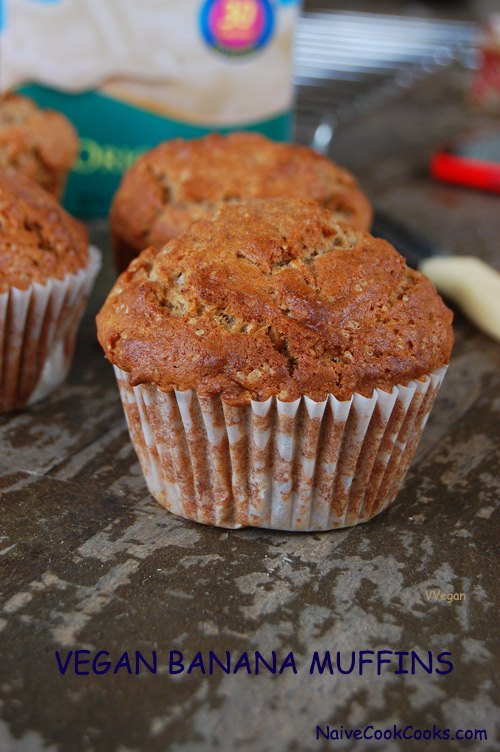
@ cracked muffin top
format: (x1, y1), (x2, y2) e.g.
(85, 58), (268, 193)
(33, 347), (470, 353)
(110, 131), (373, 271)
(97, 197), (453, 405)
(0, 93), (79, 198)
(0, 173), (89, 293)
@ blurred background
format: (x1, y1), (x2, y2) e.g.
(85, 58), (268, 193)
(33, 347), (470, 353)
(292, 0), (500, 274)
(295, 0), (490, 145)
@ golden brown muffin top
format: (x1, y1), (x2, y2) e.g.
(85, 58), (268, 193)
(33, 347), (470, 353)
(0, 93), (78, 177)
(110, 132), (373, 255)
(98, 198), (453, 405)
(0, 173), (89, 293)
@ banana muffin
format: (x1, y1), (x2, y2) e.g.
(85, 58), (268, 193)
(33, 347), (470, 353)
(0, 173), (100, 411)
(0, 93), (79, 199)
(110, 132), (373, 272)
(0, 173), (88, 291)
(98, 197), (453, 530)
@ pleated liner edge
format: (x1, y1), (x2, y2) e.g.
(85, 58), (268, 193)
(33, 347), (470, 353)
(114, 364), (447, 531)
(0, 246), (101, 412)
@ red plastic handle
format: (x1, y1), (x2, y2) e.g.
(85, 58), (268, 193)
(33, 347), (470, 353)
(430, 151), (500, 194)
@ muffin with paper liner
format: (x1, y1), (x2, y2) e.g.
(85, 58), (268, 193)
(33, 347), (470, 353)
(0, 173), (101, 412)
(97, 198), (453, 531)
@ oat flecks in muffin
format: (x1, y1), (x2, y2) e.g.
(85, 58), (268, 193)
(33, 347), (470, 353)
(0, 93), (79, 198)
(97, 198), (453, 405)
(110, 132), (373, 270)
(0, 173), (88, 293)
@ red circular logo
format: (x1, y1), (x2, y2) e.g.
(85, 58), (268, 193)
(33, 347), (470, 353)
(200, 0), (274, 57)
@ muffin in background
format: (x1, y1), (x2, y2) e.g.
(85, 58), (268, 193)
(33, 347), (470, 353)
(110, 131), (373, 272)
(0, 93), (79, 199)
(98, 198), (453, 531)
(0, 173), (101, 412)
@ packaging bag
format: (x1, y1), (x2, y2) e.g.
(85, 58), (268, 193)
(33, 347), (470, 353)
(0, 0), (300, 215)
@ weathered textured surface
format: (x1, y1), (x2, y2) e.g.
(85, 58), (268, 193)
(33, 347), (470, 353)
(1, 66), (500, 752)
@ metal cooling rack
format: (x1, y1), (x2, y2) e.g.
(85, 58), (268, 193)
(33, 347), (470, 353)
(293, 9), (478, 143)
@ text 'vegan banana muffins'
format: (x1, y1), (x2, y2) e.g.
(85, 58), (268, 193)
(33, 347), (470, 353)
(0, 93), (78, 199)
(0, 173), (101, 412)
(98, 198), (453, 531)
(110, 132), (373, 272)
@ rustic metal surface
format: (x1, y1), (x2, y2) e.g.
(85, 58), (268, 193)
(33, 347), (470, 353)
(1, 67), (500, 751)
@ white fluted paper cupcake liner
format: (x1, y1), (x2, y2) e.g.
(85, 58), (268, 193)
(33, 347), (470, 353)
(0, 246), (101, 413)
(114, 365), (448, 531)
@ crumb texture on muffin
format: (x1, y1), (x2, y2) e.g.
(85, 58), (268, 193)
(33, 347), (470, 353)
(98, 198), (453, 405)
(0, 173), (88, 292)
(110, 132), (373, 268)
(0, 93), (78, 197)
